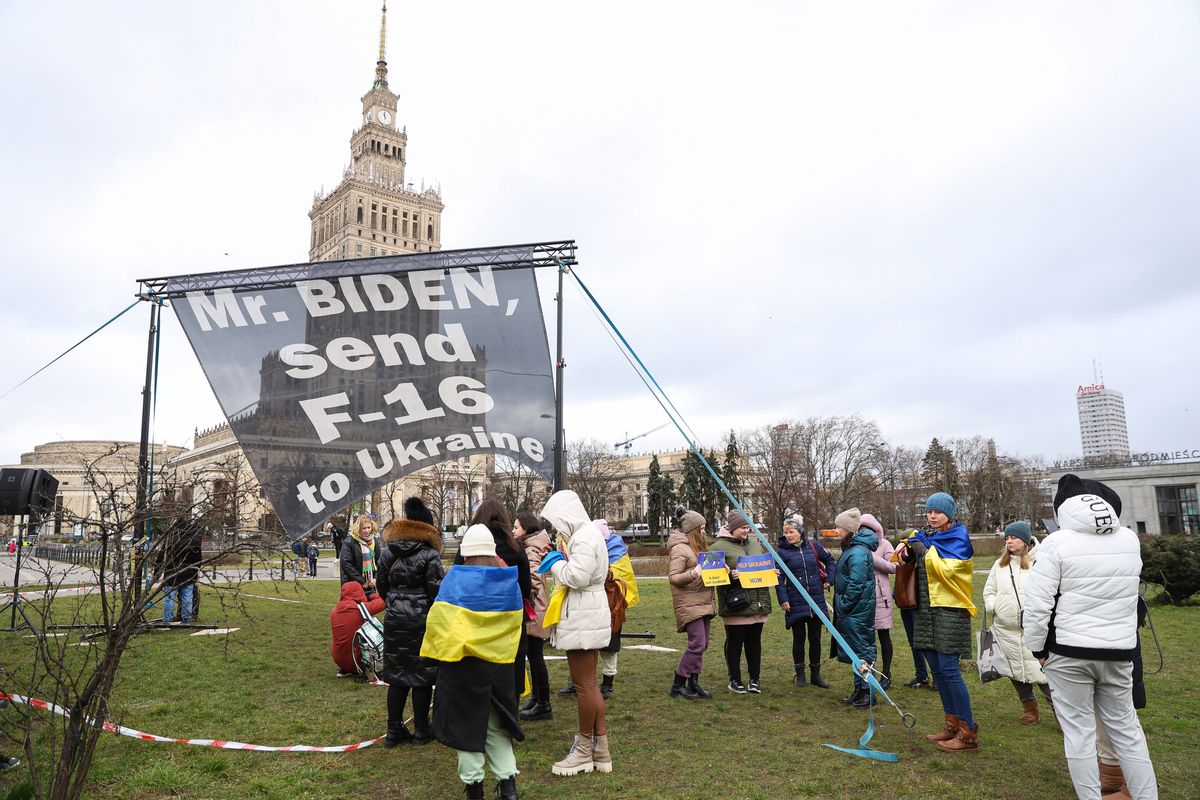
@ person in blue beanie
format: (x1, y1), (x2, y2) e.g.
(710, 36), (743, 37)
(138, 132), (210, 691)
(896, 492), (978, 752)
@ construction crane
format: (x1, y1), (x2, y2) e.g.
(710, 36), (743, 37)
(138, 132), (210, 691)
(615, 423), (670, 453)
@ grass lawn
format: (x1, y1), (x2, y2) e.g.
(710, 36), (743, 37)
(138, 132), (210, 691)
(1, 573), (1196, 799)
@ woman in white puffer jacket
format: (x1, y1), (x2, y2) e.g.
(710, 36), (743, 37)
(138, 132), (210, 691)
(539, 490), (612, 778)
(1024, 475), (1158, 800)
(983, 520), (1051, 725)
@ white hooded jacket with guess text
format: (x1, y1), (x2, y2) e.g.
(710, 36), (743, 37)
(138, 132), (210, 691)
(1023, 493), (1141, 661)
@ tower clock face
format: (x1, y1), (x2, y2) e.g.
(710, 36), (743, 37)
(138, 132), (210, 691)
(379, 109), (393, 125)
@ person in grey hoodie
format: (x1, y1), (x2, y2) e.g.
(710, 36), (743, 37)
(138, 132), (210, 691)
(1024, 475), (1158, 800)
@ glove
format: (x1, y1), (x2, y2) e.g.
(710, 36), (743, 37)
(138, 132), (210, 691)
(691, 564), (703, 578)
(537, 550), (565, 574)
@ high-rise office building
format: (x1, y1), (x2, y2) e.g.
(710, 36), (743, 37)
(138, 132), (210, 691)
(1076, 382), (1130, 460)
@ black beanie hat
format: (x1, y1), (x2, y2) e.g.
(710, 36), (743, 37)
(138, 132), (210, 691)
(1053, 474), (1123, 517)
(404, 496), (435, 526)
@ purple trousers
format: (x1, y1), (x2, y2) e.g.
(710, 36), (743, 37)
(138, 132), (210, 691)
(677, 615), (712, 676)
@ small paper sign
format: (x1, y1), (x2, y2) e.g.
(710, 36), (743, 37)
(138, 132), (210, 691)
(697, 551), (730, 587)
(736, 554), (778, 588)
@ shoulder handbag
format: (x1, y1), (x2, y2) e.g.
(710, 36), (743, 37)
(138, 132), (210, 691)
(976, 607), (1012, 683)
(604, 569), (628, 633)
(894, 558), (918, 609)
(807, 539), (828, 584)
(723, 582), (751, 611)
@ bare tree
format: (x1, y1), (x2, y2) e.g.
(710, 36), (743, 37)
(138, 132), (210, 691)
(0, 445), (280, 800)
(565, 439), (621, 519)
(742, 422), (807, 530)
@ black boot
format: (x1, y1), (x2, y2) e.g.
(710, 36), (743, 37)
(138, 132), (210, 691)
(600, 674), (614, 700)
(382, 720), (412, 748)
(810, 665), (830, 689)
(851, 686), (875, 708)
(841, 687), (865, 706)
(557, 683), (577, 697)
(520, 688), (553, 721)
(793, 663), (807, 687)
(669, 672), (700, 699)
(412, 716), (434, 745)
(688, 674), (712, 699)
(464, 781), (484, 799)
(497, 775), (519, 799)
(519, 694), (537, 713)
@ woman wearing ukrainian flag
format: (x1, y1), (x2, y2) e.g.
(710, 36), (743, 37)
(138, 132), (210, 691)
(896, 492), (978, 753)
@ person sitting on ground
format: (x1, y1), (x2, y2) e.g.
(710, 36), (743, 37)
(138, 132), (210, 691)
(378, 497), (444, 747)
(330, 579), (385, 680)
(983, 520), (1052, 725)
(774, 514), (834, 689)
(339, 514), (381, 597)
(832, 508), (878, 709)
(1024, 475), (1158, 800)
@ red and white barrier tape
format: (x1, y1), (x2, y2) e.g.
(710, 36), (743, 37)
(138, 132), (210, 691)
(0, 692), (383, 752)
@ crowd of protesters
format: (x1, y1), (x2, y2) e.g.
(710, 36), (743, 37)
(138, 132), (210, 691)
(317, 474), (1156, 800)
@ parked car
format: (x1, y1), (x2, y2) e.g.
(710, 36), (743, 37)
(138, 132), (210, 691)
(622, 523), (651, 540)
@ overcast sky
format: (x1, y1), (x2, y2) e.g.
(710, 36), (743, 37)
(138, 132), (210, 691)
(1, 1), (1197, 468)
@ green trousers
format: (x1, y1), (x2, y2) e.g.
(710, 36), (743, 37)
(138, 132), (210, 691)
(456, 708), (518, 784)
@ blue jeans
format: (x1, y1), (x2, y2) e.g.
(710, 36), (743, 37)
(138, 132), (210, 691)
(901, 608), (930, 680)
(162, 584), (194, 623)
(920, 649), (973, 728)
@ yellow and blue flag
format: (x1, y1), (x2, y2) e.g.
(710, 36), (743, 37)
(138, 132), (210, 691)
(910, 523), (976, 616)
(605, 533), (640, 608)
(419, 565), (523, 664)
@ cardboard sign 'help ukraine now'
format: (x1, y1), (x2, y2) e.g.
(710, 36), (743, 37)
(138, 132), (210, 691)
(736, 554), (778, 588)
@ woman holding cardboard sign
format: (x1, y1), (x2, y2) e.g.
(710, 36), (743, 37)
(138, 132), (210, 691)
(716, 510), (774, 694)
(667, 506), (716, 700)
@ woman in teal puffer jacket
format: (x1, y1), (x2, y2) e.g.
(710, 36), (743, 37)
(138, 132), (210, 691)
(831, 508), (878, 709)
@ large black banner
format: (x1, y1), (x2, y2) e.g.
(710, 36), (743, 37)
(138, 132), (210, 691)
(167, 252), (556, 536)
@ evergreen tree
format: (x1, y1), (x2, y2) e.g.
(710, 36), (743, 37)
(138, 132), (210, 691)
(722, 431), (742, 508)
(646, 455), (664, 537)
(660, 475), (677, 544)
(921, 437), (960, 495)
(701, 449), (723, 525)
(680, 450), (703, 514)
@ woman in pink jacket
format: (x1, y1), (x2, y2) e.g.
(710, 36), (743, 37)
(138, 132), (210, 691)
(862, 513), (896, 689)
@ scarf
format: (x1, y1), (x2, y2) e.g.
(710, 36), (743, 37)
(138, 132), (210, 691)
(353, 531), (375, 584)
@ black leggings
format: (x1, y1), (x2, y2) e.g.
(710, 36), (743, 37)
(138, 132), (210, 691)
(526, 635), (550, 693)
(877, 629), (893, 675)
(387, 684), (432, 727)
(724, 623), (763, 682)
(790, 617), (823, 666)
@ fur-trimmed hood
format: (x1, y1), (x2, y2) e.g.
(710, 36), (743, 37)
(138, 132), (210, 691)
(382, 518), (443, 554)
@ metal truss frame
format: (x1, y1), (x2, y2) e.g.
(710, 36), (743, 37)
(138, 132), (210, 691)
(138, 240), (577, 299)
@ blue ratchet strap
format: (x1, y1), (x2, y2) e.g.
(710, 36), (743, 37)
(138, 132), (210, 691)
(565, 263), (906, 761)
(823, 685), (899, 762)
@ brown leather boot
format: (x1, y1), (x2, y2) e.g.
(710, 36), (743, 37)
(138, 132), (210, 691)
(925, 713), (960, 742)
(1018, 699), (1039, 724)
(1098, 762), (1131, 799)
(937, 720), (979, 753)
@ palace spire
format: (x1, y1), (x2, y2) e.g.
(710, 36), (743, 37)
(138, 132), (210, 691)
(374, 1), (389, 90)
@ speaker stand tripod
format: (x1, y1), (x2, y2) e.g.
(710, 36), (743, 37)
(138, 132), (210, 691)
(1, 520), (39, 635)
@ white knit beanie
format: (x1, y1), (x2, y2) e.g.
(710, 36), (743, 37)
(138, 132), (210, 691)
(459, 524), (497, 558)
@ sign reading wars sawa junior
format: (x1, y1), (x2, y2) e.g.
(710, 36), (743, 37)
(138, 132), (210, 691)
(167, 253), (556, 536)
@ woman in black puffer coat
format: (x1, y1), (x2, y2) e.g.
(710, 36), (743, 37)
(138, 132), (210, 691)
(378, 498), (444, 747)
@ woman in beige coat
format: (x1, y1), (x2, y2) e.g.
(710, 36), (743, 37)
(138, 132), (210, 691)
(516, 513), (553, 722)
(539, 490), (613, 777)
(667, 507), (716, 700)
(983, 520), (1052, 724)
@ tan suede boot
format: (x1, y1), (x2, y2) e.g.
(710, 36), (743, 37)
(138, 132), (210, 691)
(591, 733), (612, 773)
(937, 720), (979, 753)
(1098, 762), (1131, 799)
(1018, 699), (1040, 724)
(552, 734), (594, 776)
(925, 713), (960, 742)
